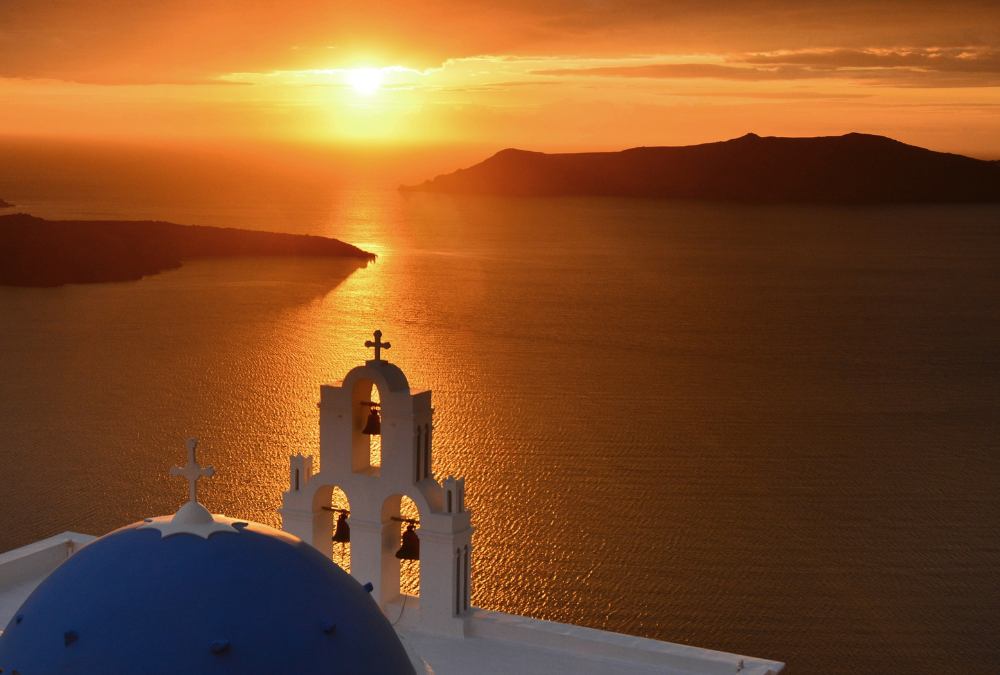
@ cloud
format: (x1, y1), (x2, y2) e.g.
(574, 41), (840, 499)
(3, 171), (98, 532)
(532, 48), (1000, 87)
(742, 48), (1000, 74)
(667, 91), (873, 100)
(531, 63), (821, 81)
(443, 80), (566, 92)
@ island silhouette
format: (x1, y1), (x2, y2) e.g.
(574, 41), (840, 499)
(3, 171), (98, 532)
(0, 214), (374, 287)
(400, 133), (1000, 203)
(0, 199), (14, 208)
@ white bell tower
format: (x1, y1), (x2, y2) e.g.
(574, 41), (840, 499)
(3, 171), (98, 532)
(280, 332), (474, 636)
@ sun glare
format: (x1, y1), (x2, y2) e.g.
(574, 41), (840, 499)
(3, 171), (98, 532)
(349, 68), (382, 94)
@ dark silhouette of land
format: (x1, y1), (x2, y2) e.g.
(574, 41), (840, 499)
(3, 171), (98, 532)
(0, 199), (14, 208)
(400, 133), (1000, 203)
(0, 214), (374, 287)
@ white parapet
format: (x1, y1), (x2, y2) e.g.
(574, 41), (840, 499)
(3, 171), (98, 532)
(466, 609), (783, 675)
(398, 608), (785, 675)
(0, 532), (97, 630)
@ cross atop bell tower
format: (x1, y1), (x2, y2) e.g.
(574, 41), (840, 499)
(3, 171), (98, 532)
(365, 330), (391, 363)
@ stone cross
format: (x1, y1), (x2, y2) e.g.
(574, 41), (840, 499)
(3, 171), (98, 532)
(365, 330), (391, 362)
(170, 438), (215, 504)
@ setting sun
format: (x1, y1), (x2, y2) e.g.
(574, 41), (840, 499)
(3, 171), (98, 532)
(349, 68), (381, 94)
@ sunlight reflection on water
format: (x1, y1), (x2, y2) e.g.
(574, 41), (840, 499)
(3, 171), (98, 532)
(2, 184), (999, 675)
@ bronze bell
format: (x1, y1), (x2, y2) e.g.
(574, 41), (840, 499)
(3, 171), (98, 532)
(395, 523), (420, 561)
(332, 512), (351, 543)
(362, 405), (381, 435)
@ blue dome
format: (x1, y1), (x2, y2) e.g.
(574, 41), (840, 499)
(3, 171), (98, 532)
(0, 520), (415, 675)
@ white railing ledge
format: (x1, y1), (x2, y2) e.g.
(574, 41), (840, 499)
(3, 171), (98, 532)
(0, 532), (97, 589)
(467, 608), (785, 675)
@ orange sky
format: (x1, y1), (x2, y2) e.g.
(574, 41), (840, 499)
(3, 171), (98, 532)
(2, 0), (1000, 156)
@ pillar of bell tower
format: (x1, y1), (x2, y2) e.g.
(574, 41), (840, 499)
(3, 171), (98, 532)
(280, 332), (475, 636)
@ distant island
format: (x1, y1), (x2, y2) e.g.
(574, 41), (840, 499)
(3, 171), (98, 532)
(0, 199), (14, 208)
(0, 214), (374, 288)
(400, 133), (1000, 203)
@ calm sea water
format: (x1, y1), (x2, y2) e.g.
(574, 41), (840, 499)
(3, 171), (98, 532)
(1, 143), (998, 674)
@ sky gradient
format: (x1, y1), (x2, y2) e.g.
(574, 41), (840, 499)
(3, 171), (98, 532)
(2, 0), (999, 155)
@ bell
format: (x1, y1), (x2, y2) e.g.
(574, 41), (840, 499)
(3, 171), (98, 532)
(362, 407), (381, 435)
(394, 523), (420, 561)
(332, 512), (351, 543)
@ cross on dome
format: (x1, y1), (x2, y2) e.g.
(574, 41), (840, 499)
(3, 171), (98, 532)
(171, 438), (215, 505)
(139, 438), (239, 538)
(365, 330), (391, 362)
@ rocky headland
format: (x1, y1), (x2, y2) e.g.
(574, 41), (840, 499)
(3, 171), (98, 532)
(0, 214), (374, 287)
(400, 133), (1000, 203)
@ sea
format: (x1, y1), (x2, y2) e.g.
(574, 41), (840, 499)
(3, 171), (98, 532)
(0, 139), (998, 675)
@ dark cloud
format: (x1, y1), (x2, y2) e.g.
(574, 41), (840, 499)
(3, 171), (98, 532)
(1, 0), (999, 84)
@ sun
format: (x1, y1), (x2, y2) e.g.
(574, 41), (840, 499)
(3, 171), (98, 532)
(349, 68), (382, 94)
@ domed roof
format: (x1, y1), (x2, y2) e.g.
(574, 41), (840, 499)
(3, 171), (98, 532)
(0, 518), (416, 675)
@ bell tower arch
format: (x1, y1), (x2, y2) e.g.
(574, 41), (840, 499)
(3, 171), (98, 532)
(350, 377), (381, 474)
(280, 332), (474, 637)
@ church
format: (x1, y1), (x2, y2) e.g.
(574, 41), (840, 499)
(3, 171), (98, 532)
(0, 332), (785, 675)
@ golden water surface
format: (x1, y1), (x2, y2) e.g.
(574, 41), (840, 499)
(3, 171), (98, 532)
(1, 166), (999, 675)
